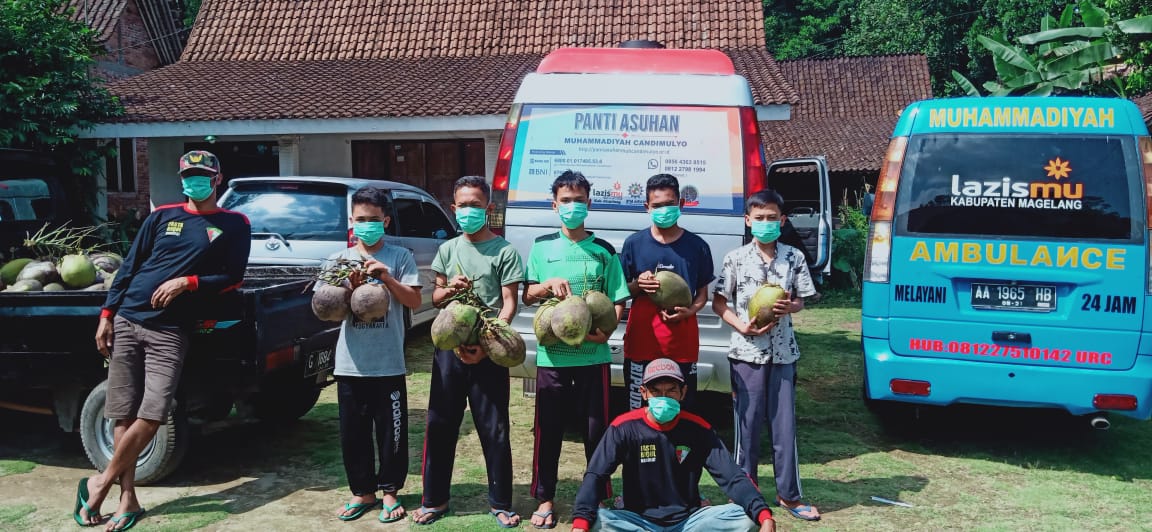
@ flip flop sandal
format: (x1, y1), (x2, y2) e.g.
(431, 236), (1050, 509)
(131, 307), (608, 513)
(73, 477), (98, 527)
(107, 509), (146, 532)
(778, 502), (821, 521)
(490, 509), (520, 529)
(531, 510), (557, 529)
(411, 506), (450, 526)
(379, 500), (406, 524)
(338, 499), (382, 521)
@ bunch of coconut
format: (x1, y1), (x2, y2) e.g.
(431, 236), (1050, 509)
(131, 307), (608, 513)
(311, 257), (391, 323)
(748, 283), (787, 327)
(0, 252), (121, 293)
(533, 288), (620, 348)
(431, 285), (526, 367)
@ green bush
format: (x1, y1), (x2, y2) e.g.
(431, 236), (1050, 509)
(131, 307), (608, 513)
(831, 198), (869, 290)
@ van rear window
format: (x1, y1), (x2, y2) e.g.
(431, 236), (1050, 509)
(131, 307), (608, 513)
(897, 135), (1138, 240)
(507, 104), (744, 214)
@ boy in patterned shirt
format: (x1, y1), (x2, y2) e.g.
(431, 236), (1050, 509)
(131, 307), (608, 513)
(712, 189), (821, 522)
(522, 170), (630, 529)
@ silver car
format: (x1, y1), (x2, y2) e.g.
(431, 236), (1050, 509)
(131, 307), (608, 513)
(218, 176), (458, 328)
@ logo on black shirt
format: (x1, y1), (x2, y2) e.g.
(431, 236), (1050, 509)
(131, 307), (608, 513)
(165, 221), (183, 236)
(640, 443), (657, 463)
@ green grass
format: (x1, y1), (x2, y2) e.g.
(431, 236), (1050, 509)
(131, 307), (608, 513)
(74, 290), (1152, 530)
(0, 460), (34, 478)
(0, 504), (36, 529)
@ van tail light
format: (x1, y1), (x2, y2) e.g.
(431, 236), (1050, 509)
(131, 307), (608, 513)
(890, 379), (930, 396)
(740, 107), (766, 196)
(265, 346), (295, 372)
(347, 227), (356, 248)
(1093, 394), (1137, 411)
(863, 136), (908, 283)
(1139, 137), (1152, 294)
(489, 103), (521, 237)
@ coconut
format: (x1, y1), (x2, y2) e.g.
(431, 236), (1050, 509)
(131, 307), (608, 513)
(350, 283), (391, 322)
(533, 301), (562, 347)
(103, 270), (118, 289)
(312, 284), (352, 322)
(88, 252), (123, 274)
(431, 302), (480, 350)
(1, 258), (33, 285)
(584, 289), (618, 334)
(16, 261), (58, 285)
(43, 282), (66, 292)
(83, 283), (106, 291)
(480, 319), (527, 368)
(5, 279), (43, 292)
(650, 271), (692, 310)
(550, 296), (592, 347)
(59, 254), (98, 289)
(748, 283), (787, 327)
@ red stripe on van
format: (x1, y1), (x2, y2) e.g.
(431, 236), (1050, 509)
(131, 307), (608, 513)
(536, 47), (735, 75)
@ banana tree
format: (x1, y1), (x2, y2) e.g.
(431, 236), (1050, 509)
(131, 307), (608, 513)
(952, 1), (1152, 97)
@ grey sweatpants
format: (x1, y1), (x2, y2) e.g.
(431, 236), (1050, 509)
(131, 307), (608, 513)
(730, 359), (802, 502)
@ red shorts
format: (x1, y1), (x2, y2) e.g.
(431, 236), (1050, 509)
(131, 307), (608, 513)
(623, 296), (699, 363)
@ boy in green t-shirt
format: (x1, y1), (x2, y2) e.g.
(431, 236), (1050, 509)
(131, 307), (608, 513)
(522, 170), (630, 529)
(411, 176), (526, 528)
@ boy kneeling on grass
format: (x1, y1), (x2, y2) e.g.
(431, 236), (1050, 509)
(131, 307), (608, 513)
(321, 186), (422, 523)
(712, 189), (820, 522)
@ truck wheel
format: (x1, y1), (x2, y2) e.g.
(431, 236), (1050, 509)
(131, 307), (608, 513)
(252, 375), (322, 422)
(79, 380), (189, 485)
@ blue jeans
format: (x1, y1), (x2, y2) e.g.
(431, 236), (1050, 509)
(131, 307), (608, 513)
(592, 504), (756, 532)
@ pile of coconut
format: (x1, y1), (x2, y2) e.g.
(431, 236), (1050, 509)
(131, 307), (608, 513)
(428, 275), (527, 368)
(0, 224), (122, 292)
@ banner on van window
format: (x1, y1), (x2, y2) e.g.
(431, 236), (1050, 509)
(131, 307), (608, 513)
(508, 105), (743, 214)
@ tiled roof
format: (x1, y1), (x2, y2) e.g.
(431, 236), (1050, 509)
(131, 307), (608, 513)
(108, 56), (544, 122)
(1134, 92), (1152, 125)
(183, 0), (767, 61)
(760, 54), (932, 172)
(64, 0), (128, 43)
(107, 47), (795, 123)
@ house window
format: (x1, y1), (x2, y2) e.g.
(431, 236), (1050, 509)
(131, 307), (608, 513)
(104, 138), (136, 193)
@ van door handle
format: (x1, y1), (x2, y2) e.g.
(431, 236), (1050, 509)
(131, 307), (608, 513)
(992, 331), (1031, 343)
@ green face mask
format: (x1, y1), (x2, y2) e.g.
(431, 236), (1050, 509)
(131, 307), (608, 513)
(650, 205), (681, 229)
(647, 396), (681, 424)
(558, 202), (589, 229)
(455, 206), (487, 234)
(750, 220), (781, 243)
(353, 221), (385, 246)
(181, 176), (214, 202)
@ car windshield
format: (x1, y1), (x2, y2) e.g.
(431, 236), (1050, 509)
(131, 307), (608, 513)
(221, 182), (347, 241)
(896, 134), (1139, 240)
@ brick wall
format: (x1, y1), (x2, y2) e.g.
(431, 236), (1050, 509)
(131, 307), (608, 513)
(94, 0), (160, 82)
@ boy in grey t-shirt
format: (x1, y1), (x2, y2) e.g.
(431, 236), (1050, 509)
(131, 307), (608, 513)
(322, 187), (422, 523)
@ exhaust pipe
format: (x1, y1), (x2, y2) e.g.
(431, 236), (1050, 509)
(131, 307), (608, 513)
(1089, 415), (1110, 430)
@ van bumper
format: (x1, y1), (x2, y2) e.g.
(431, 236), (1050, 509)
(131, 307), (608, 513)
(863, 337), (1152, 420)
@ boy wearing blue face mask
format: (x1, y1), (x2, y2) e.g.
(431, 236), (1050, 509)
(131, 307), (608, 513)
(523, 170), (630, 529)
(712, 189), (820, 522)
(413, 176), (526, 528)
(620, 174), (714, 411)
(320, 186), (423, 524)
(571, 359), (776, 532)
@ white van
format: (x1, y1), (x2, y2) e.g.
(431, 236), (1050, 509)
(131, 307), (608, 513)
(489, 47), (832, 394)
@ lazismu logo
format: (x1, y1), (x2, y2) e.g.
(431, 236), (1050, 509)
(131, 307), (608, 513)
(950, 157), (1083, 210)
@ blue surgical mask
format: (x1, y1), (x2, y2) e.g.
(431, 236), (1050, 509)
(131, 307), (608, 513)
(647, 396), (681, 424)
(455, 206), (487, 234)
(650, 205), (681, 229)
(181, 176), (214, 202)
(558, 202), (589, 229)
(750, 220), (781, 243)
(353, 221), (385, 246)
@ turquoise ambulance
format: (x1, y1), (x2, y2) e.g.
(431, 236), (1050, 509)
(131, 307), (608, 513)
(862, 96), (1152, 423)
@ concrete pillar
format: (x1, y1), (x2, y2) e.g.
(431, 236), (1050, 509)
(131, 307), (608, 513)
(277, 136), (300, 176)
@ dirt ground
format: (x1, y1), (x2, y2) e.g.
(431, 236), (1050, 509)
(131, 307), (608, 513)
(0, 332), (605, 532)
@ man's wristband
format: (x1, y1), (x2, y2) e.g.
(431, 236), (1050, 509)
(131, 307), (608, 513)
(757, 509), (774, 524)
(99, 308), (114, 319)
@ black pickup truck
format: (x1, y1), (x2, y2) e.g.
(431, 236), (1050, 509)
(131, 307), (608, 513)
(0, 149), (338, 484)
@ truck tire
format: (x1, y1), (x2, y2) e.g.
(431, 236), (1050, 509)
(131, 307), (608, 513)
(79, 380), (189, 485)
(252, 375), (322, 422)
